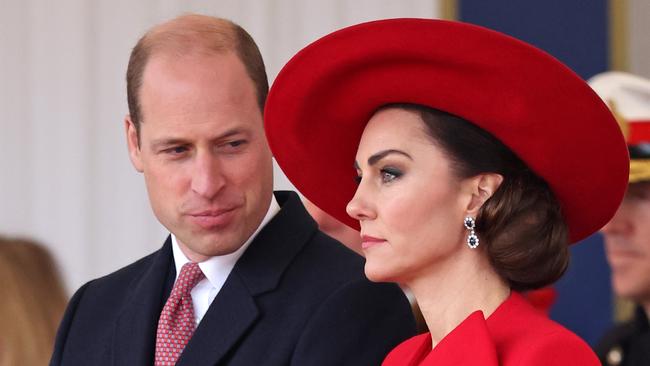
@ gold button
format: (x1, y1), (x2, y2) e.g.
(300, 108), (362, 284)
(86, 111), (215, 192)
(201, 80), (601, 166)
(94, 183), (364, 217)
(606, 346), (623, 365)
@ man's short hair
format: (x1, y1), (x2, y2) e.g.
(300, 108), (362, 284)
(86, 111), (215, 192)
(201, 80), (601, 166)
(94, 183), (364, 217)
(126, 14), (269, 136)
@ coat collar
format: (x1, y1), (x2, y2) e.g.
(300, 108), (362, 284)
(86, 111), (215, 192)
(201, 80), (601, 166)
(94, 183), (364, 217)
(632, 305), (650, 333)
(112, 237), (174, 365)
(235, 191), (318, 295)
(115, 191), (317, 365)
(383, 312), (498, 366)
(384, 293), (535, 366)
(177, 191), (318, 365)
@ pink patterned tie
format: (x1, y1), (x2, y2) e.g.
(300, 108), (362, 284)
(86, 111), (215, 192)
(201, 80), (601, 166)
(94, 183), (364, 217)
(154, 262), (205, 365)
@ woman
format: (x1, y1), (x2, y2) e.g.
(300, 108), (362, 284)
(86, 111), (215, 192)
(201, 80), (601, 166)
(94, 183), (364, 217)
(0, 236), (68, 366)
(264, 19), (629, 365)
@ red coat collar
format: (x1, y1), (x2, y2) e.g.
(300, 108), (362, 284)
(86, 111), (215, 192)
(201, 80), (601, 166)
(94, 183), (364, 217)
(383, 292), (529, 366)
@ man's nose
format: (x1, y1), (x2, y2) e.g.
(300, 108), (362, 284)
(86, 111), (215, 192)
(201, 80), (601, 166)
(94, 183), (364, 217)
(190, 152), (226, 199)
(601, 205), (633, 237)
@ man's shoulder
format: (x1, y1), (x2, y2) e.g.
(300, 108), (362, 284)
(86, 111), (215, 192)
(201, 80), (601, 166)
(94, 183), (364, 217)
(600, 319), (639, 344)
(257, 191), (366, 282)
(279, 231), (416, 365)
(90, 248), (162, 288)
(72, 244), (167, 306)
(279, 228), (405, 310)
(594, 318), (640, 362)
(297, 229), (365, 276)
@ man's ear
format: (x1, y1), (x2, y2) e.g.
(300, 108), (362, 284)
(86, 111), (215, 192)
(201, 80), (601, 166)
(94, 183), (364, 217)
(465, 173), (504, 216)
(125, 115), (144, 173)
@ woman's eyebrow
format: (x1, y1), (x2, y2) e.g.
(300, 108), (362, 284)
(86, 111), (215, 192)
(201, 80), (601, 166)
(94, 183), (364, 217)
(354, 149), (412, 170)
(367, 149), (412, 166)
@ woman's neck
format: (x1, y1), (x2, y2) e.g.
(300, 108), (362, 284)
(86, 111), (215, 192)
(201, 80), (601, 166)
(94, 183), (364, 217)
(404, 249), (510, 348)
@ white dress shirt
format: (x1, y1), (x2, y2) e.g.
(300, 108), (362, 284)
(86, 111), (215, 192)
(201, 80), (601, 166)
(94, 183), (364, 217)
(171, 195), (280, 325)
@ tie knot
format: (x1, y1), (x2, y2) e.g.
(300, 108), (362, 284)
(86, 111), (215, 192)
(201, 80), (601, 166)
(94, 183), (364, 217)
(175, 262), (205, 296)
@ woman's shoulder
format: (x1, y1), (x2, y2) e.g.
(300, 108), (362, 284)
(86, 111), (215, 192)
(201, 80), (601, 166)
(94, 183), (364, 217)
(383, 312), (499, 366)
(382, 333), (431, 365)
(501, 327), (599, 365)
(383, 293), (599, 366)
(490, 292), (599, 365)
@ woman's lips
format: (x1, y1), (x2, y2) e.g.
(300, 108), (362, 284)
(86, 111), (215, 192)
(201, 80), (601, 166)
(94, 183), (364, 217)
(361, 235), (387, 249)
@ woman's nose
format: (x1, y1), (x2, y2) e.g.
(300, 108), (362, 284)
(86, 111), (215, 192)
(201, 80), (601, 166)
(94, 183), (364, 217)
(346, 185), (376, 221)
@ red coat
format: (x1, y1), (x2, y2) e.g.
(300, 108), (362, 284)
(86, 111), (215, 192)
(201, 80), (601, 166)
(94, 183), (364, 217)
(383, 292), (598, 365)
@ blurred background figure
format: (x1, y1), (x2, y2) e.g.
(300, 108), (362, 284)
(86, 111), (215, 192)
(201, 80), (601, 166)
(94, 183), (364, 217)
(0, 236), (68, 366)
(590, 71), (650, 366)
(303, 198), (363, 254)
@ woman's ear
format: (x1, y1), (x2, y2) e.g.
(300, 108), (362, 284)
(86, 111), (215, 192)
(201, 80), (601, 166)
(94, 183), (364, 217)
(465, 173), (504, 216)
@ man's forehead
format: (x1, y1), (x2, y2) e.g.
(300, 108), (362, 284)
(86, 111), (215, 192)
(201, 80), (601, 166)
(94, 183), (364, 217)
(139, 52), (257, 110)
(625, 182), (650, 200)
(143, 49), (238, 77)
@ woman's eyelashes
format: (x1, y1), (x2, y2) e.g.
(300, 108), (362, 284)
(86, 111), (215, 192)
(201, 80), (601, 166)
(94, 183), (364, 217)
(380, 166), (403, 183)
(354, 166), (404, 185)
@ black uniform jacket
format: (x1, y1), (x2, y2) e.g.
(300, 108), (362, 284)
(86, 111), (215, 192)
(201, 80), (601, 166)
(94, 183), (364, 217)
(595, 306), (650, 366)
(49, 191), (416, 365)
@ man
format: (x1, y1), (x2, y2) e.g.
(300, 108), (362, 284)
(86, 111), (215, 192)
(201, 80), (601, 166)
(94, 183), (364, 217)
(591, 71), (650, 366)
(50, 14), (415, 366)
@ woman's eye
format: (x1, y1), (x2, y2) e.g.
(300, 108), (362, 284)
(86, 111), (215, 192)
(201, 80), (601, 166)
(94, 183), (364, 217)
(380, 168), (402, 183)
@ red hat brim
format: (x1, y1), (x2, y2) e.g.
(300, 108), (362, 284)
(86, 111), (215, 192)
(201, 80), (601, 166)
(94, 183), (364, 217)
(265, 18), (629, 243)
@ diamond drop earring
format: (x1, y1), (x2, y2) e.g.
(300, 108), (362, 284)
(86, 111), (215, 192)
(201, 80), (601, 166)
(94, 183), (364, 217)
(464, 216), (479, 249)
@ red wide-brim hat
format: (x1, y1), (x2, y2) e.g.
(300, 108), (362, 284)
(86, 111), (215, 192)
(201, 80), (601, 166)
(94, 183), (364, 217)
(264, 18), (629, 243)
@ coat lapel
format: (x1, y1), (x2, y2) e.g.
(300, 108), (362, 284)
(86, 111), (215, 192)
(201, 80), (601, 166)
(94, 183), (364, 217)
(112, 237), (174, 366)
(176, 272), (259, 365)
(112, 192), (315, 365)
(178, 191), (317, 365)
(234, 191), (318, 295)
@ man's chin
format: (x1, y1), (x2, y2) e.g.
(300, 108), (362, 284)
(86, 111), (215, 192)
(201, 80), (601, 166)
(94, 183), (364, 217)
(613, 281), (649, 302)
(176, 231), (237, 256)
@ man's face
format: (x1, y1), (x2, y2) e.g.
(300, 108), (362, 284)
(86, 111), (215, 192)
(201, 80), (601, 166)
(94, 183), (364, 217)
(125, 51), (274, 262)
(601, 182), (650, 304)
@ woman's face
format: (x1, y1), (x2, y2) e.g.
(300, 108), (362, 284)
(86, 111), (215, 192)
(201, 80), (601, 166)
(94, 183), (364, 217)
(347, 108), (472, 284)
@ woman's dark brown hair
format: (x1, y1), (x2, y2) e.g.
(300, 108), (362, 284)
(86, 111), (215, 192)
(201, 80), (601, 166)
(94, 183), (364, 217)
(383, 103), (570, 291)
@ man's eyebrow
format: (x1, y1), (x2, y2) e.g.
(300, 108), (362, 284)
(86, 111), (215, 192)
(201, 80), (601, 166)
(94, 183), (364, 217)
(150, 138), (188, 150)
(149, 128), (247, 149)
(213, 128), (248, 142)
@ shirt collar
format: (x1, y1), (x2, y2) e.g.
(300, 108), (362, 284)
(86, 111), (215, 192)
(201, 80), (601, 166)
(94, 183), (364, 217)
(171, 193), (281, 285)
